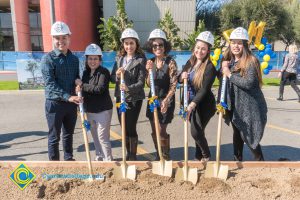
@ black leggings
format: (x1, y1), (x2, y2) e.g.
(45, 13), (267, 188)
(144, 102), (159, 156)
(279, 72), (300, 97)
(190, 107), (212, 159)
(232, 123), (264, 161)
(117, 100), (143, 138)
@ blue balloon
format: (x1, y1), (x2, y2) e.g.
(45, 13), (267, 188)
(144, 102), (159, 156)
(271, 52), (276, 58)
(266, 44), (272, 49)
(267, 65), (273, 70)
(261, 37), (268, 45)
(259, 51), (265, 58)
(265, 48), (272, 55)
(263, 68), (270, 75)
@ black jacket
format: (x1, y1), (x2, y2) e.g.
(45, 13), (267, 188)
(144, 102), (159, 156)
(111, 54), (146, 102)
(82, 66), (113, 113)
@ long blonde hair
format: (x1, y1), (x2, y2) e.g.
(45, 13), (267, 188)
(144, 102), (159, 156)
(187, 43), (210, 89)
(224, 41), (263, 87)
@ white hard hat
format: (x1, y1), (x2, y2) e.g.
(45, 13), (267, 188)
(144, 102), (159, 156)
(120, 28), (139, 42)
(51, 21), (71, 36)
(148, 29), (167, 41)
(196, 31), (214, 46)
(85, 44), (102, 56)
(229, 27), (249, 41)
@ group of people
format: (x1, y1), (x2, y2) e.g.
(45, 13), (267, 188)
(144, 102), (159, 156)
(41, 21), (268, 163)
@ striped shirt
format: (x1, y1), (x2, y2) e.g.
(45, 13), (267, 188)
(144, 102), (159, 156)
(41, 49), (79, 101)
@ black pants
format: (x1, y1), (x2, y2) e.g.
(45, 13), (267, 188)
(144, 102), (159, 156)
(190, 107), (212, 159)
(279, 72), (300, 98)
(45, 100), (77, 161)
(232, 123), (264, 161)
(117, 100), (143, 138)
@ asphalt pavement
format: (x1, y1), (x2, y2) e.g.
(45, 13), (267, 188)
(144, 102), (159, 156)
(0, 86), (299, 161)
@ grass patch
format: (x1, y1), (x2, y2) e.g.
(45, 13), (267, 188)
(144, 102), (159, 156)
(0, 81), (19, 90)
(263, 78), (280, 86)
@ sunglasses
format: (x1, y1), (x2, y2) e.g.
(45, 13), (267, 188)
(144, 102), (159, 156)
(152, 43), (164, 49)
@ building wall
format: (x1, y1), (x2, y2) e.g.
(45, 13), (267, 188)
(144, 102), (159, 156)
(103, 0), (196, 43)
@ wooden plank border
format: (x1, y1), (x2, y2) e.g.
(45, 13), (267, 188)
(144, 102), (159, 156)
(1, 161), (300, 169)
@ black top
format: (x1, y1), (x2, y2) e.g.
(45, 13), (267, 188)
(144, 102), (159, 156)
(82, 66), (113, 113)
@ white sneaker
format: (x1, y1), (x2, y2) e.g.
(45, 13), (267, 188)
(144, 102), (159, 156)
(94, 156), (103, 161)
(201, 157), (210, 162)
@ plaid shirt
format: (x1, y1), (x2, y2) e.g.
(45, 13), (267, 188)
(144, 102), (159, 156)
(41, 49), (79, 101)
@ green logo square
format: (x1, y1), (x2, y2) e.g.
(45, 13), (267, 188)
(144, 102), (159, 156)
(9, 163), (36, 190)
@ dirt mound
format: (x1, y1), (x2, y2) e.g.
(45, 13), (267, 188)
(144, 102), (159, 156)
(0, 166), (299, 200)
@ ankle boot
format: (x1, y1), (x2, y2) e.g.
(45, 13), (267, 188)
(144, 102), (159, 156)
(151, 133), (159, 161)
(128, 136), (138, 161)
(160, 134), (170, 161)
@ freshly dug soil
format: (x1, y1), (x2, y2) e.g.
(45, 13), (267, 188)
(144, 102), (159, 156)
(1, 166), (299, 200)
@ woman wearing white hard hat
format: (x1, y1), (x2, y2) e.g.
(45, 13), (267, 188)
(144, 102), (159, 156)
(221, 27), (267, 161)
(178, 31), (217, 162)
(144, 29), (177, 160)
(111, 28), (146, 161)
(76, 44), (113, 161)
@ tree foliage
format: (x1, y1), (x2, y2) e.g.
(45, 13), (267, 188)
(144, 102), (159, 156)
(97, 0), (133, 51)
(25, 60), (39, 80)
(183, 20), (205, 50)
(220, 0), (290, 42)
(158, 10), (183, 50)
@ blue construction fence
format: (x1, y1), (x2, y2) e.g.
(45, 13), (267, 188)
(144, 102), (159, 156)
(0, 50), (289, 72)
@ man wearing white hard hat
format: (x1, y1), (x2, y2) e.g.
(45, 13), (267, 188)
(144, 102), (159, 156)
(111, 28), (146, 160)
(41, 21), (81, 161)
(144, 29), (177, 160)
(75, 44), (113, 161)
(221, 27), (267, 161)
(178, 31), (217, 162)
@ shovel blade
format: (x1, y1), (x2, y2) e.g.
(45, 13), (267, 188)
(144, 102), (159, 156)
(175, 166), (198, 185)
(113, 163), (136, 180)
(205, 163), (229, 180)
(152, 160), (173, 177)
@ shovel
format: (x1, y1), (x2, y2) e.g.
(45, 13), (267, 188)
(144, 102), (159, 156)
(113, 72), (136, 180)
(148, 68), (173, 177)
(77, 90), (95, 181)
(205, 75), (229, 180)
(175, 78), (198, 184)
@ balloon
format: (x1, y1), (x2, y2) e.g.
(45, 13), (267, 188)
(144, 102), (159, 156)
(263, 68), (270, 75)
(267, 65), (273, 70)
(222, 29), (234, 43)
(259, 51), (265, 58)
(214, 48), (221, 56)
(261, 61), (268, 69)
(210, 55), (213, 60)
(266, 44), (272, 49)
(258, 44), (265, 51)
(254, 21), (266, 47)
(212, 60), (218, 67)
(265, 48), (272, 55)
(263, 54), (270, 62)
(248, 21), (257, 44)
(212, 54), (220, 61)
(261, 37), (268, 45)
(271, 52), (276, 58)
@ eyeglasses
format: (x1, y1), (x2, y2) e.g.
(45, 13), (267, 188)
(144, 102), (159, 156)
(152, 43), (164, 49)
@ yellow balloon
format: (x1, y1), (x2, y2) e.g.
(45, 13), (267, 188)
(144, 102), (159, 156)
(212, 60), (218, 67)
(254, 21), (266, 47)
(248, 21), (257, 44)
(263, 54), (270, 62)
(210, 55), (213, 60)
(261, 61), (268, 69)
(258, 44), (265, 51)
(214, 48), (221, 56)
(213, 54), (220, 61)
(222, 29), (234, 43)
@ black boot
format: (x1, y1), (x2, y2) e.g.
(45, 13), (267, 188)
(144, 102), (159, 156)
(195, 143), (202, 161)
(151, 133), (159, 161)
(128, 136), (138, 161)
(251, 144), (264, 161)
(161, 134), (170, 161)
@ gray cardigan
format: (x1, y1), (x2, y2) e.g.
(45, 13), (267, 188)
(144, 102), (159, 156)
(282, 53), (299, 74)
(229, 63), (268, 149)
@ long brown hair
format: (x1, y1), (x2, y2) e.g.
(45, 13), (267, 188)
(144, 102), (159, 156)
(225, 41), (263, 87)
(118, 38), (145, 57)
(185, 41), (211, 89)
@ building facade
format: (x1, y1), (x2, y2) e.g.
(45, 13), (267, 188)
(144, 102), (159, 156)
(0, 0), (195, 52)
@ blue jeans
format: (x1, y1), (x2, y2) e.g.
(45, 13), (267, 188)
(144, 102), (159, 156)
(45, 99), (77, 160)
